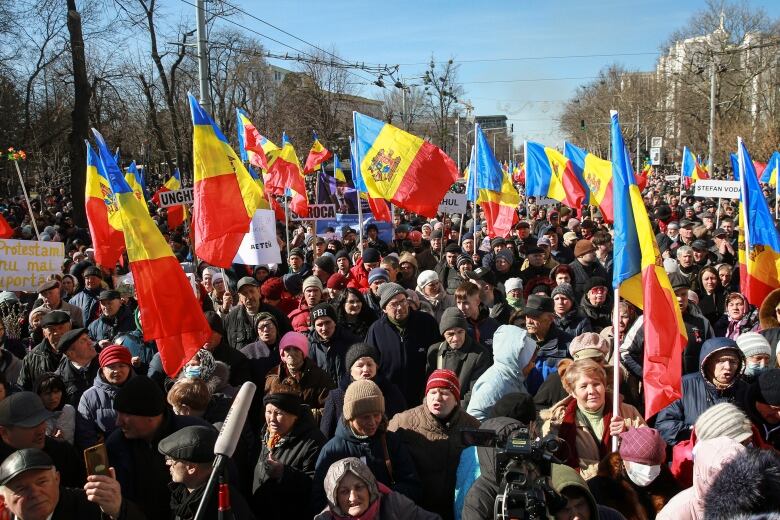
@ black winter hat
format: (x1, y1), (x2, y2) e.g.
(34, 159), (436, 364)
(314, 256), (336, 275)
(583, 276), (609, 294)
(439, 307), (468, 335)
(345, 343), (380, 371)
(756, 369), (780, 406)
(204, 311), (225, 335)
(310, 303), (337, 323)
(114, 376), (165, 417)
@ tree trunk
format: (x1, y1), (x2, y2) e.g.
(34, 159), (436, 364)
(66, 0), (90, 228)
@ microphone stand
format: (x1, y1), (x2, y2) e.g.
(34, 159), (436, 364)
(194, 454), (228, 520)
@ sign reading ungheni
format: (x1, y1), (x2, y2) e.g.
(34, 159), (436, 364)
(0, 239), (65, 292)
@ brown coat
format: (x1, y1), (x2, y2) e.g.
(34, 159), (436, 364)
(388, 404), (480, 520)
(541, 395), (646, 480)
(265, 357), (335, 421)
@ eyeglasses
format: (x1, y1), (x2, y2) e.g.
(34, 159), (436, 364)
(386, 299), (409, 310)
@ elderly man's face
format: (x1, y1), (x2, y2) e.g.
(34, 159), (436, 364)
(3, 468), (60, 520)
(678, 250), (694, 267)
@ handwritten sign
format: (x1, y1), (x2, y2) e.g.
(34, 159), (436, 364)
(694, 180), (741, 199)
(233, 210), (281, 265)
(158, 188), (193, 208)
(0, 239), (64, 292)
(438, 192), (467, 213)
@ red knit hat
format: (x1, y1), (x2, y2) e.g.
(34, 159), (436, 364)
(98, 344), (132, 368)
(326, 272), (348, 291)
(260, 277), (284, 300)
(425, 369), (460, 401)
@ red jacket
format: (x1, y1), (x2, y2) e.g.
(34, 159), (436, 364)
(288, 300), (312, 332)
(347, 259), (370, 291)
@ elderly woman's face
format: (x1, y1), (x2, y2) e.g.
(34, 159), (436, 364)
(336, 471), (371, 517)
(573, 373), (606, 412)
(727, 297), (747, 320)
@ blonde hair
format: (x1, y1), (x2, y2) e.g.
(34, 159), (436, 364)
(563, 359), (607, 394)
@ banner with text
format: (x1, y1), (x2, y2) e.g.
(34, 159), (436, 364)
(315, 213), (393, 243)
(158, 188), (194, 208)
(0, 240), (64, 292)
(438, 192), (467, 214)
(694, 180), (741, 199)
(291, 204), (338, 221)
(233, 209), (282, 265)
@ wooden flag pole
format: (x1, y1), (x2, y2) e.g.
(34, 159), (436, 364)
(611, 285), (621, 452)
(13, 161), (41, 240)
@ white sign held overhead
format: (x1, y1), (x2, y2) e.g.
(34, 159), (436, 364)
(438, 192), (467, 213)
(694, 180), (741, 199)
(535, 196), (558, 206)
(158, 188), (193, 208)
(233, 209), (282, 265)
(0, 240), (64, 292)
(664, 175), (680, 181)
(291, 204), (337, 221)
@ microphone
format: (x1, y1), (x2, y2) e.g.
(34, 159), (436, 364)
(214, 381), (256, 457)
(195, 381), (256, 520)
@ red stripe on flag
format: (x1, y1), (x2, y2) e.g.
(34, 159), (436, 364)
(193, 174), (251, 267)
(85, 197), (125, 267)
(391, 142), (458, 218)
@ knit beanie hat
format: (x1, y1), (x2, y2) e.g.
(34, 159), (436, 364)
(368, 268), (390, 285)
(496, 249), (514, 264)
(283, 273), (303, 295)
(378, 282), (406, 309)
(278, 331), (309, 358)
(456, 254), (473, 270)
(736, 332), (772, 359)
(345, 343), (380, 372)
(505, 278), (523, 293)
(425, 369), (461, 401)
(343, 379), (385, 421)
(551, 283), (575, 303)
(756, 369), (780, 405)
(260, 277), (284, 300)
(619, 427), (666, 465)
(326, 272), (348, 291)
(302, 276), (323, 292)
(439, 307), (468, 335)
(314, 256), (336, 275)
(263, 387), (302, 416)
(113, 376), (165, 416)
(695, 402), (753, 443)
(416, 270), (439, 290)
(310, 303), (337, 324)
(398, 252), (418, 270)
(98, 344), (132, 368)
(362, 248), (381, 263)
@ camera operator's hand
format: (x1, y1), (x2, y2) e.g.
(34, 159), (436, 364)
(609, 416), (627, 436)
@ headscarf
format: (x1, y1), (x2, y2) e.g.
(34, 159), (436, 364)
(323, 457), (381, 517)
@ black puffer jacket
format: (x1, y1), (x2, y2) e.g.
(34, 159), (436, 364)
(87, 305), (135, 342)
(17, 339), (61, 390)
(55, 355), (100, 407)
(251, 406), (325, 520)
(307, 326), (359, 384)
(578, 294), (612, 332)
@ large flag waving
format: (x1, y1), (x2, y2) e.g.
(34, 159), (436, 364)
(760, 151), (779, 186)
(564, 142), (614, 222)
(85, 142), (125, 267)
(681, 146), (708, 185)
(152, 169), (186, 230)
(236, 108), (279, 171)
(737, 138), (780, 306)
(189, 94), (263, 267)
(473, 124), (503, 192)
(611, 110), (686, 419)
(471, 136), (518, 237)
(303, 131), (333, 174)
(267, 133), (308, 217)
(353, 112), (458, 217)
(349, 136), (390, 222)
(525, 142), (586, 210)
(92, 129), (210, 378)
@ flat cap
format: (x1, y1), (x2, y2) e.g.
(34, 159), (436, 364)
(83, 266), (102, 277)
(0, 392), (52, 428)
(0, 449), (55, 486)
(98, 289), (120, 301)
(236, 276), (259, 291)
(37, 280), (59, 293)
(158, 425), (218, 463)
(40, 310), (70, 327)
(56, 327), (88, 354)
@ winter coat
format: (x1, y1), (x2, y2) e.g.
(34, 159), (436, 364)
(466, 325), (537, 422)
(555, 309), (591, 337)
(713, 309), (760, 339)
(388, 404), (480, 520)
(224, 303), (291, 351)
(742, 378), (780, 450)
(655, 340), (748, 445)
(209, 339), (251, 386)
(587, 452), (682, 520)
(106, 410), (210, 520)
(87, 305), (135, 342)
(320, 373), (406, 439)
(541, 395), (645, 480)
(568, 259), (609, 302)
(264, 357), (335, 419)
(0, 348), (22, 386)
(696, 286), (727, 326)
(365, 310), (441, 406)
(758, 287), (780, 366)
(251, 406), (326, 520)
(55, 355), (100, 407)
(170, 480), (255, 520)
(48, 488), (147, 520)
(533, 371), (569, 409)
(288, 299), (313, 332)
(465, 308), (501, 350)
(313, 419), (421, 512)
(69, 287), (101, 327)
(657, 437), (746, 520)
(308, 326), (360, 384)
(578, 294), (613, 332)
(45, 405), (75, 445)
(531, 323), (574, 384)
(76, 371), (133, 449)
(44, 300), (85, 328)
(17, 339), (61, 390)
(416, 290), (456, 323)
(426, 337), (492, 406)
(550, 464), (627, 520)
(240, 340), (280, 383)
(314, 459), (440, 520)
(347, 259), (371, 291)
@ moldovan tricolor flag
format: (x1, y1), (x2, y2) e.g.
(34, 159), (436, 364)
(189, 94), (263, 267)
(85, 141), (125, 267)
(564, 142), (614, 222)
(303, 131), (333, 174)
(469, 133), (518, 237)
(353, 112), (458, 218)
(350, 136), (390, 222)
(152, 169), (186, 229)
(681, 146), (708, 185)
(267, 133), (309, 217)
(92, 129), (210, 378)
(611, 110), (686, 419)
(525, 142), (586, 210)
(737, 138), (780, 307)
(236, 108), (279, 171)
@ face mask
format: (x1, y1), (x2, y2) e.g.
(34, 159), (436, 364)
(624, 461), (661, 487)
(745, 363), (768, 378)
(507, 295), (524, 309)
(183, 365), (202, 379)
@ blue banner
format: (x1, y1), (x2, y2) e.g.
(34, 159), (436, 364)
(316, 213), (393, 243)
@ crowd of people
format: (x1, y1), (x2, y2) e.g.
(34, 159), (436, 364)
(0, 180), (779, 519)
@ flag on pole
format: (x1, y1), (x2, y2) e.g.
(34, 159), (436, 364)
(333, 154), (347, 183)
(349, 136), (390, 222)
(465, 145), (477, 202)
(760, 151), (779, 186)
(681, 146), (708, 185)
(353, 112), (458, 217)
(92, 129), (210, 378)
(473, 124), (503, 192)
(236, 108), (279, 171)
(737, 138), (780, 307)
(151, 169), (186, 229)
(471, 135), (518, 237)
(525, 142), (586, 210)
(189, 93), (263, 267)
(125, 162), (146, 203)
(564, 142), (614, 222)
(85, 141), (125, 267)
(266, 133), (308, 217)
(303, 131), (333, 174)
(611, 110), (686, 419)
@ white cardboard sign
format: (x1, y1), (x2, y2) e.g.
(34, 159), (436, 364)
(233, 209), (282, 265)
(694, 180), (741, 199)
(158, 188), (193, 207)
(0, 240), (64, 292)
(438, 192), (467, 213)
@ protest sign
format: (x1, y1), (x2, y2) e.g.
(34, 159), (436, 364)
(694, 180), (741, 199)
(158, 188), (193, 208)
(315, 213), (393, 243)
(0, 239), (64, 291)
(291, 204), (337, 221)
(664, 175), (680, 181)
(233, 209), (282, 265)
(438, 192), (467, 213)
(535, 196), (558, 206)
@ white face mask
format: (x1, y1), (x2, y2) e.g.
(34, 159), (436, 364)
(624, 460), (661, 487)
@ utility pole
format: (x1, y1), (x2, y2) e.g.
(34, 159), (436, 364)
(195, 0), (210, 108)
(707, 60), (717, 172)
(635, 110), (640, 174)
(456, 114), (460, 171)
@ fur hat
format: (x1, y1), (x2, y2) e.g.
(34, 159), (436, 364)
(759, 288), (780, 330)
(343, 379), (384, 421)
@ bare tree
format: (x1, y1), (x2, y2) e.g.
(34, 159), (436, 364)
(422, 57), (464, 154)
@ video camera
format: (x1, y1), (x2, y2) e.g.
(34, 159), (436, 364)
(462, 426), (568, 520)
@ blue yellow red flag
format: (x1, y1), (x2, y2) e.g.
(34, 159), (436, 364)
(92, 128), (210, 378)
(471, 136), (518, 237)
(353, 112), (458, 217)
(525, 142), (586, 210)
(125, 161), (146, 203)
(610, 110), (686, 419)
(236, 108), (279, 171)
(85, 141), (125, 267)
(737, 138), (780, 307)
(760, 151), (779, 186)
(474, 124), (503, 192)
(303, 131), (333, 174)
(681, 146), (708, 183)
(564, 142), (614, 222)
(349, 135), (390, 222)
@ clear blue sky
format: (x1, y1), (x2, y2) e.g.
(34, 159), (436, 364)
(219, 0), (780, 147)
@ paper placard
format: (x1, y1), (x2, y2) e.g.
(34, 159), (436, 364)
(233, 210), (282, 265)
(158, 188), (193, 208)
(0, 239), (64, 292)
(438, 192), (467, 213)
(291, 204), (337, 221)
(694, 180), (741, 199)
(664, 175), (680, 181)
